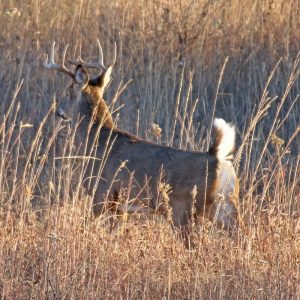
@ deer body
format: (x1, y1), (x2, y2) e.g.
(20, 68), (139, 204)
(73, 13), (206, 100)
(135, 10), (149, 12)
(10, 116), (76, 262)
(44, 40), (242, 234)
(82, 125), (219, 226)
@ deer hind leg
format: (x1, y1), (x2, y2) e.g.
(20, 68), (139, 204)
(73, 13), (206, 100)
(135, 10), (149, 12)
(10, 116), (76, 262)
(214, 163), (244, 235)
(169, 196), (198, 248)
(206, 193), (242, 235)
(201, 170), (243, 236)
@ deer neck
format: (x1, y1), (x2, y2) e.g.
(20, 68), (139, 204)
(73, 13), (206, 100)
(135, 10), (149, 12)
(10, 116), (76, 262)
(79, 88), (114, 130)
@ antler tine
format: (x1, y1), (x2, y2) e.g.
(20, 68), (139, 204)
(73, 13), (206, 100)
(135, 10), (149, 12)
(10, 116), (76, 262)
(96, 38), (104, 67)
(50, 41), (55, 64)
(61, 44), (69, 68)
(76, 42), (86, 64)
(43, 41), (55, 67)
(44, 42), (75, 79)
(111, 41), (117, 66)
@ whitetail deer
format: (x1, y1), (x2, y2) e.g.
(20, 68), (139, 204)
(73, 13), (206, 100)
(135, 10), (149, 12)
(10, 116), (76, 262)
(44, 40), (243, 236)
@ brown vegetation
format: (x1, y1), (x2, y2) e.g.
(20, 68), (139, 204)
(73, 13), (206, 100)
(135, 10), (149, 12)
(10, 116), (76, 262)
(0, 0), (299, 299)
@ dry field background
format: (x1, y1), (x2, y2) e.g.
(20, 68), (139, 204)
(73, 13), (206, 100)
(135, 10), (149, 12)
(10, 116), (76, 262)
(0, 0), (300, 299)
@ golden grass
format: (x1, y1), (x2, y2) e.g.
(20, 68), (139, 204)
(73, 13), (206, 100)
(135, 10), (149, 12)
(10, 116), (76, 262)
(0, 0), (300, 298)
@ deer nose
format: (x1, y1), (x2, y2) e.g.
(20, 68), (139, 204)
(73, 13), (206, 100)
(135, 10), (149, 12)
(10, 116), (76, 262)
(57, 106), (71, 121)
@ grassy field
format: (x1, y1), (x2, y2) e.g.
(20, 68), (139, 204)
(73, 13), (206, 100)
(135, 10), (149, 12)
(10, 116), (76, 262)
(0, 0), (299, 299)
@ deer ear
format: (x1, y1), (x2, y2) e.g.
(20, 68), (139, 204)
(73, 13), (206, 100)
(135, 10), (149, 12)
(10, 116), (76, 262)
(74, 65), (89, 88)
(97, 65), (113, 89)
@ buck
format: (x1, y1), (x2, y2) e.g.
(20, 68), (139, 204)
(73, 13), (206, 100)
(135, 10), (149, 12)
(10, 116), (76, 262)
(44, 40), (243, 236)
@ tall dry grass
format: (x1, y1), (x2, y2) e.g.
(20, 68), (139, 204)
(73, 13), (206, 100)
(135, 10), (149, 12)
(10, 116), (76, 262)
(0, 0), (299, 299)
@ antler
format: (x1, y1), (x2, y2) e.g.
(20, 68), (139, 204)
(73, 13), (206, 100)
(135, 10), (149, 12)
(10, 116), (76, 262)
(44, 42), (75, 79)
(68, 39), (117, 72)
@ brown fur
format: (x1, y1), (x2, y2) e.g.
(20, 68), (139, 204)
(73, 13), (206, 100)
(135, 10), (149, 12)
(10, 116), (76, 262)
(84, 85), (114, 128)
(209, 125), (224, 156)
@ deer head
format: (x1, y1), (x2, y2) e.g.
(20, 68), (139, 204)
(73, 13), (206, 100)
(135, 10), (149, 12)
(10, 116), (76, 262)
(44, 40), (116, 128)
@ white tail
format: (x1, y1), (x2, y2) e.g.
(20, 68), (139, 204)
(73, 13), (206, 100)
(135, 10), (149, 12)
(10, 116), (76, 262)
(211, 118), (236, 161)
